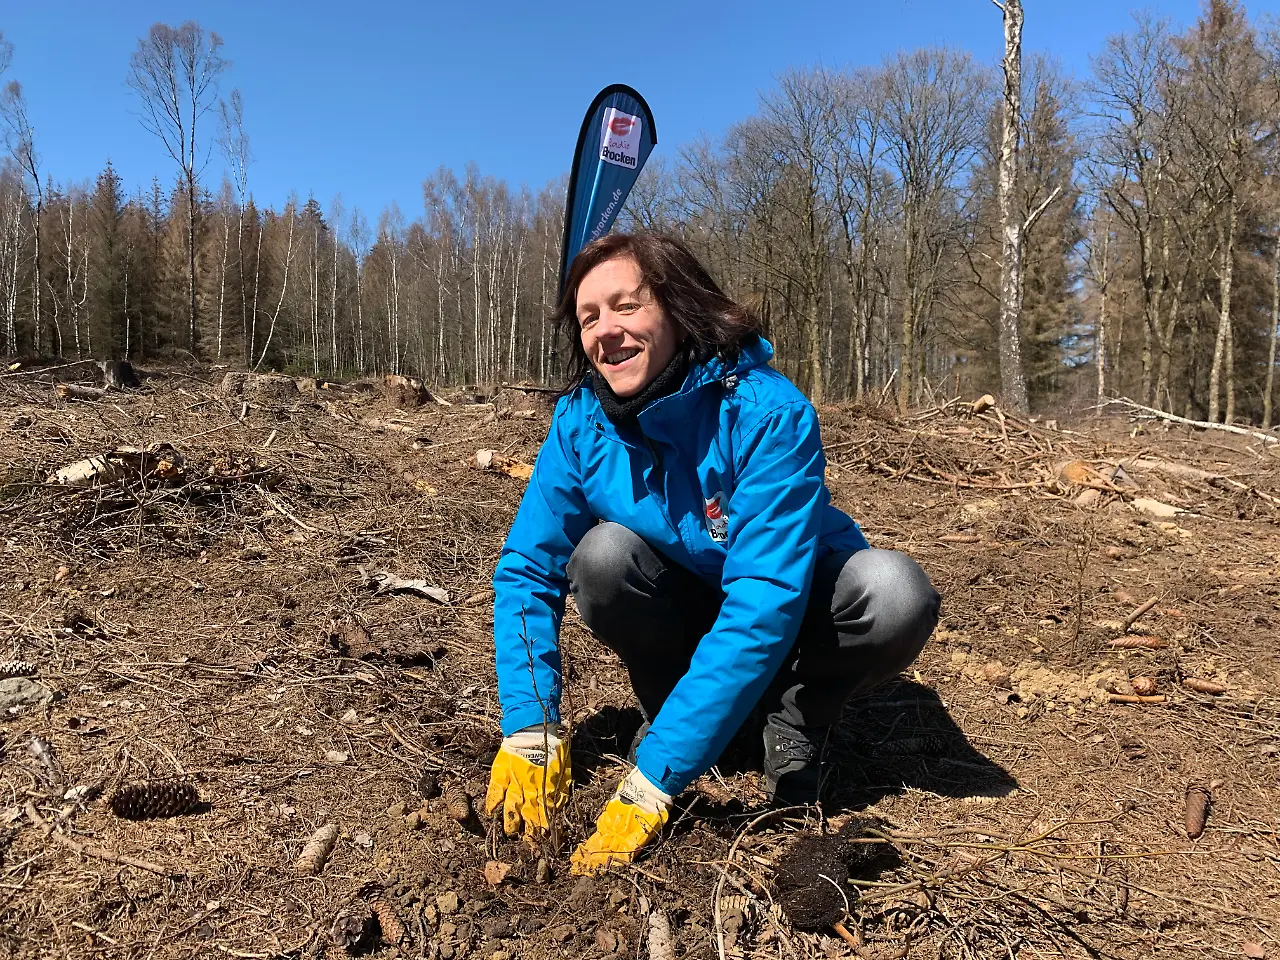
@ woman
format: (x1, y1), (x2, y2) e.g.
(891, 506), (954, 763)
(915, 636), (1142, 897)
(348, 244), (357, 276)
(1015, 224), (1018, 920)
(484, 233), (939, 875)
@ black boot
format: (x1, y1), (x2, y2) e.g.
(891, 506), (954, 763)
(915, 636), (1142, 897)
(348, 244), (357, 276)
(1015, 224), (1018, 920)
(762, 716), (829, 805)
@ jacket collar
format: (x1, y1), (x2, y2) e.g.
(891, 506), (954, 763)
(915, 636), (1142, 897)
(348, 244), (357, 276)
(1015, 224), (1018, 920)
(581, 336), (774, 444)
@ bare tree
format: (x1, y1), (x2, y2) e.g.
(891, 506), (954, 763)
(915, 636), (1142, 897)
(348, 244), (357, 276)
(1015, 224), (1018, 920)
(992, 0), (1062, 417)
(127, 21), (228, 352)
(217, 88), (251, 361)
(0, 80), (43, 349)
(880, 47), (987, 410)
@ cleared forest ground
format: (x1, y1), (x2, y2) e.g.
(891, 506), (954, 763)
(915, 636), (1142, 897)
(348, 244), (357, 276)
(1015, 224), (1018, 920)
(1, 361), (1278, 960)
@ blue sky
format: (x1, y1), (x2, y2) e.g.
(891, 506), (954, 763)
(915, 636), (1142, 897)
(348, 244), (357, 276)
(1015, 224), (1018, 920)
(2, 0), (1274, 222)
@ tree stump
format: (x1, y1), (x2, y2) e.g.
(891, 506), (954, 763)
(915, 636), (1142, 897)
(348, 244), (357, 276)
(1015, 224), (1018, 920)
(98, 360), (141, 390)
(219, 372), (299, 402)
(383, 374), (431, 409)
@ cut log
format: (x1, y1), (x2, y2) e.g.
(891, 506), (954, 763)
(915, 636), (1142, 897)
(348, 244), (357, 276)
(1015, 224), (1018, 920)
(383, 374), (431, 409)
(55, 384), (109, 401)
(219, 372), (299, 402)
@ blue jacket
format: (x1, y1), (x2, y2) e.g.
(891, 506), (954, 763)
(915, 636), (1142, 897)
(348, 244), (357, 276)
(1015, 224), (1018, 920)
(492, 337), (868, 795)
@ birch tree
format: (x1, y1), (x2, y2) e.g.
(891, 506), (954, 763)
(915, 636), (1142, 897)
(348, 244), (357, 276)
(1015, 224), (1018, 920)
(1, 80), (43, 350)
(127, 21), (228, 351)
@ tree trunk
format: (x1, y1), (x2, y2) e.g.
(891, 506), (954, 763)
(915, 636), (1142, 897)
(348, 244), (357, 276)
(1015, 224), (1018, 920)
(1154, 273), (1185, 412)
(996, 0), (1030, 417)
(32, 199), (42, 354)
(1224, 294), (1235, 426)
(1094, 215), (1110, 407)
(900, 221), (916, 413)
(217, 210), (229, 359)
(1264, 239), (1279, 430)
(187, 175), (198, 352)
(1208, 198), (1236, 424)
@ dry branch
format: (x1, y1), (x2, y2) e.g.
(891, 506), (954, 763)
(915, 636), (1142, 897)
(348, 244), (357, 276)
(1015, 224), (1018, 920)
(1105, 397), (1280, 445)
(24, 801), (174, 877)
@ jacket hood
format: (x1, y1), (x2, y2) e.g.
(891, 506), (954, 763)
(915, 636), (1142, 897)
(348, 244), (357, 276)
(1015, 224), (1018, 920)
(685, 335), (775, 391)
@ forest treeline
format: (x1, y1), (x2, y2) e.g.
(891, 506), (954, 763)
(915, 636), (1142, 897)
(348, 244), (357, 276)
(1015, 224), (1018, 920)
(2, 1), (1279, 423)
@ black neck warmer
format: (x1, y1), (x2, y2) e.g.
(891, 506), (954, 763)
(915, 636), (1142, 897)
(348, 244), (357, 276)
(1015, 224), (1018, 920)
(591, 349), (691, 427)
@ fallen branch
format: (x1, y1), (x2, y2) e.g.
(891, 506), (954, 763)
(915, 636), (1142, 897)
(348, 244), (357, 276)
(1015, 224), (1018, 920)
(1104, 397), (1279, 445)
(55, 384), (110, 402)
(500, 382), (560, 395)
(24, 801), (174, 877)
(257, 485), (320, 533)
(0, 359), (97, 380)
(1122, 597), (1159, 634)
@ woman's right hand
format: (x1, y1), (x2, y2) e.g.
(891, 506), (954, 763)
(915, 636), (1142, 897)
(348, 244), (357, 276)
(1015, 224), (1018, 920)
(484, 724), (571, 840)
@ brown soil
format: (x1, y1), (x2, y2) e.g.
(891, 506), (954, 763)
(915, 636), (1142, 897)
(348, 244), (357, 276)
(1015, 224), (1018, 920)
(1, 362), (1278, 959)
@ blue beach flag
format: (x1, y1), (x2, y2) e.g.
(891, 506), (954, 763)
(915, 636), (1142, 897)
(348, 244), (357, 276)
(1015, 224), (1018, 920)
(558, 84), (658, 297)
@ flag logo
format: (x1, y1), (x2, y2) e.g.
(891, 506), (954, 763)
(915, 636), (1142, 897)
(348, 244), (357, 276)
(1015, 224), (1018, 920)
(600, 108), (642, 168)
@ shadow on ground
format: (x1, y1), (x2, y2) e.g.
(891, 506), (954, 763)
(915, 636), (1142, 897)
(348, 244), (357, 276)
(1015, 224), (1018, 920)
(570, 678), (1017, 814)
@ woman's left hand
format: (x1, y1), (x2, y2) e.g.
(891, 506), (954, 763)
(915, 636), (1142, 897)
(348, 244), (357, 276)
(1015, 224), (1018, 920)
(570, 767), (672, 875)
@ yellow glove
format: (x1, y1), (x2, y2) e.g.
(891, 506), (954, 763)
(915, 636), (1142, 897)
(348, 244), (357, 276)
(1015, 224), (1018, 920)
(485, 725), (571, 840)
(570, 767), (672, 875)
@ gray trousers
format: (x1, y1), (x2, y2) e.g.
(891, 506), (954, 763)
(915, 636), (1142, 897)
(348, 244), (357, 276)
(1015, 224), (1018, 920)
(567, 522), (941, 731)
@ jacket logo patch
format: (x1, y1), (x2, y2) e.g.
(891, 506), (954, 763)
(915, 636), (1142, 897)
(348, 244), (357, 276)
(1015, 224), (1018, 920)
(703, 491), (729, 543)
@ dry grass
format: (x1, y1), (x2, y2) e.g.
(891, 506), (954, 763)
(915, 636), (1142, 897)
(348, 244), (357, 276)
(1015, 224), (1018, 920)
(0, 361), (1277, 959)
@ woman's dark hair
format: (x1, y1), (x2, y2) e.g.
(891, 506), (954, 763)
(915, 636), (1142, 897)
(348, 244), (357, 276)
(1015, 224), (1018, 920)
(552, 232), (762, 388)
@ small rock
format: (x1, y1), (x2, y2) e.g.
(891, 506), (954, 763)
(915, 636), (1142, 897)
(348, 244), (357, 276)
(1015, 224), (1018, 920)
(567, 877), (593, 907)
(481, 918), (510, 939)
(607, 888), (628, 909)
(439, 946), (455, 960)
(404, 810), (424, 830)
(595, 929), (619, 952)
(535, 858), (551, 885)
(324, 750), (349, 763)
(387, 801), (408, 819)
(436, 891), (461, 916)
(352, 832), (373, 848)
(340, 708), (359, 723)
(0, 678), (56, 712)
(488, 951), (508, 960)
(550, 924), (576, 943)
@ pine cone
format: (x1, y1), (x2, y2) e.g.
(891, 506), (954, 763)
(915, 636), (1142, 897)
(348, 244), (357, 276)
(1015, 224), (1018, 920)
(330, 901), (374, 952)
(0, 660), (37, 678)
(369, 900), (406, 946)
(108, 780), (201, 820)
(442, 781), (472, 822)
(1185, 784), (1211, 839)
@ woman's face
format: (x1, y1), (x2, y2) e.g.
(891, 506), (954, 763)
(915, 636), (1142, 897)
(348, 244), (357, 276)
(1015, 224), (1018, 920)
(577, 255), (682, 399)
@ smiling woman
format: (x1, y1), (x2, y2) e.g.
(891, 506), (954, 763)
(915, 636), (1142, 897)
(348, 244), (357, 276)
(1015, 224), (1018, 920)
(574, 256), (680, 399)
(484, 231), (941, 875)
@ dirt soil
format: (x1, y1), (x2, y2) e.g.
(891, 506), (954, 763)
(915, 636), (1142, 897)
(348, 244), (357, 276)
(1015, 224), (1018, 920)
(1, 361), (1278, 960)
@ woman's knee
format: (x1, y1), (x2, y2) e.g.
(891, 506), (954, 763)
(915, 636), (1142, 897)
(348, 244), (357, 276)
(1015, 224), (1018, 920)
(568, 523), (647, 607)
(835, 548), (940, 661)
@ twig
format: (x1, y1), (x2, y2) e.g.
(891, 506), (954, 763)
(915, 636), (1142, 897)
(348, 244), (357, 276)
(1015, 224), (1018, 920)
(1107, 694), (1168, 705)
(1122, 596), (1159, 633)
(256, 485), (319, 533)
(24, 801), (175, 877)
